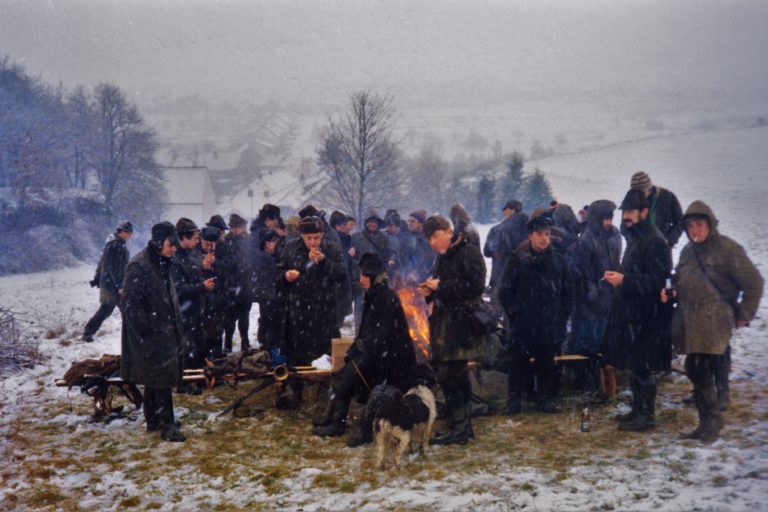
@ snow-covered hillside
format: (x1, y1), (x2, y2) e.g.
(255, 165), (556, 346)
(1, 127), (766, 511)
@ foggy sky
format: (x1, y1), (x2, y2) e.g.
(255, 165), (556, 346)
(2, 0), (767, 111)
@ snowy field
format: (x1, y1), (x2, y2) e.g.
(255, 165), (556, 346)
(1, 126), (767, 511)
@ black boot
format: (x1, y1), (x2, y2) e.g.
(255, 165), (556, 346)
(346, 428), (373, 447)
(615, 380), (640, 422)
(680, 389), (707, 440)
(619, 381), (656, 432)
(161, 423), (186, 442)
(699, 385), (724, 443)
(312, 396), (350, 437)
(430, 405), (470, 446)
(504, 371), (523, 415)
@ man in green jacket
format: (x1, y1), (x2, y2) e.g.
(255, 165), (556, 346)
(663, 201), (763, 442)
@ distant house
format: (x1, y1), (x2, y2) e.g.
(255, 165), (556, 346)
(160, 166), (217, 225)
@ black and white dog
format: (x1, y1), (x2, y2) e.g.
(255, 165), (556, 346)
(373, 364), (437, 470)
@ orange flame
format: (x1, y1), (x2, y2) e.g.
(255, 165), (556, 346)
(397, 287), (431, 362)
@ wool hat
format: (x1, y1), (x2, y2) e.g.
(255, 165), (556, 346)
(151, 221), (180, 247)
(117, 220), (134, 233)
(329, 210), (348, 228)
(200, 226), (221, 242)
(298, 216), (324, 234)
(298, 204), (320, 219)
(207, 215), (229, 231)
(408, 210), (427, 224)
(359, 252), (385, 277)
(620, 189), (650, 211)
(527, 215), (553, 233)
(176, 217), (199, 236)
(630, 171), (653, 193)
(423, 215), (451, 239)
(503, 200), (522, 213)
(229, 213), (247, 229)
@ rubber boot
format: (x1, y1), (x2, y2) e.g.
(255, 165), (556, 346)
(715, 363), (730, 412)
(699, 385), (724, 443)
(680, 389), (707, 440)
(430, 404), (470, 446)
(312, 396), (350, 437)
(504, 371), (522, 415)
(161, 423), (186, 442)
(619, 381), (656, 432)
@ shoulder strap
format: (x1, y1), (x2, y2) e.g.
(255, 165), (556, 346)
(690, 249), (737, 312)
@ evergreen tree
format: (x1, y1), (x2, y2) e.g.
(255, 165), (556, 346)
(524, 168), (554, 210)
(476, 174), (495, 223)
(497, 151), (524, 210)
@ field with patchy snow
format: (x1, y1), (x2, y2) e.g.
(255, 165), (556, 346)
(1, 126), (768, 511)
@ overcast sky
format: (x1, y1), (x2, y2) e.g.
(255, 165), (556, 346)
(2, 0), (767, 111)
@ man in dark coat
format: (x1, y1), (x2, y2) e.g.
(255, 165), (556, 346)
(419, 216), (487, 445)
(666, 201), (763, 442)
(120, 222), (186, 442)
(222, 214), (253, 352)
(630, 171), (684, 247)
(275, 215), (347, 408)
(604, 189), (673, 432)
(569, 200), (622, 391)
(484, 200), (529, 302)
(352, 211), (397, 327)
(402, 210), (435, 284)
(313, 252), (418, 438)
(250, 203), (281, 250)
(82, 221), (133, 342)
(171, 218), (215, 392)
(250, 229), (283, 352)
(331, 210), (356, 328)
(195, 226), (227, 359)
(499, 215), (573, 414)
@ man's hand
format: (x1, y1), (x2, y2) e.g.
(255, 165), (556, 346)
(286, 270), (301, 282)
(660, 288), (678, 303)
(424, 277), (440, 291)
(202, 252), (215, 270)
(203, 278), (216, 291)
(416, 284), (433, 297)
(348, 247), (356, 258)
(309, 249), (325, 263)
(603, 271), (624, 287)
(118, 288), (124, 297)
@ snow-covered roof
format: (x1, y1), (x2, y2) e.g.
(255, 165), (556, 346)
(161, 167), (211, 205)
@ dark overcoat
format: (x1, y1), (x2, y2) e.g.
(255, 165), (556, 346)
(427, 236), (487, 362)
(484, 212), (529, 288)
(98, 238), (130, 306)
(345, 279), (417, 389)
(604, 218), (673, 372)
(276, 237), (347, 364)
(498, 240), (572, 347)
(649, 186), (684, 247)
(171, 247), (207, 364)
(120, 245), (185, 388)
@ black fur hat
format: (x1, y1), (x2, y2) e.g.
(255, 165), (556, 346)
(200, 226), (221, 242)
(207, 215), (228, 231)
(359, 252), (385, 277)
(151, 221), (180, 247)
(298, 216), (324, 234)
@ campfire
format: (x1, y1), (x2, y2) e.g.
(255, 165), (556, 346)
(397, 287), (431, 362)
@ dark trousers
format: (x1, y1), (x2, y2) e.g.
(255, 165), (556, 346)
(204, 312), (225, 359)
(436, 360), (472, 425)
(84, 303), (117, 336)
(509, 343), (559, 403)
(224, 302), (252, 352)
(143, 387), (175, 430)
(256, 299), (282, 352)
(686, 353), (725, 422)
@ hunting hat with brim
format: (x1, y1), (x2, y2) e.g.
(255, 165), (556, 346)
(207, 215), (229, 231)
(527, 215), (553, 233)
(229, 213), (247, 229)
(117, 220), (134, 233)
(359, 252), (385, 278)
(151, 221), (181, 247)
(298, 216), (324, 234)
(176, 217), (199, 236)
(620, 189), (650, 211)
(201, 226), (221, 242)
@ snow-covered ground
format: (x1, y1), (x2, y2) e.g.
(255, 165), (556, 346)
(1, 126), (767, 511)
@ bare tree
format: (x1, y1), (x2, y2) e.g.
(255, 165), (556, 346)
(317, 90), (401, 220)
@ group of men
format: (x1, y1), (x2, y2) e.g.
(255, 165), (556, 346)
(83, 170), (763, 446)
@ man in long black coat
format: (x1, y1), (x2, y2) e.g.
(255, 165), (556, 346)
(604, 189), (672, 432)
(82, 221), (133, 342)
(250, 229), (283, 352)
(313, 252), (418, 438)
(569, 200), (622, 391)
(484, 200), (529, 302)
(275, 216), (347, 408)
(222, 213), (253, 352)
(120, 222), (187, 442)
(171, 218), (215, 391)
(499, 215), (573, 414)
(193, 226), (228, 359)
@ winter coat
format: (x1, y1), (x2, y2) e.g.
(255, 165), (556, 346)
(672, 201), (764, 355)
(251, 249), (280, 303)
(170, 247), (207, 362)
(604, 218), (673, 371)
(400, 231), (435, 284)
(221, 232), (253, 308)
(484, 212), (529, 288)
(427, 235), (487, 362)
(498, 240), (573, 348)
(570, 200), (622, 319)
(120, 245), (185, 388)
(649, 186), (684, 247)
(353, 229), (396, 266)
(276, 237), (347, 364)
(345, 278), (417, 388)
(97, 237), (130, 306)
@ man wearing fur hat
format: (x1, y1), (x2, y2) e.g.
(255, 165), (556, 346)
(195, 226), (227, 359)
(629, 171), (684, 247)
(82, 221), (133, 342)
(313, 252), (418, 439)
(120, 222), (187, 442)
(604, 189), (673, 432)
(419, 215), (486, 445)
(250, 229), (283, 352)
(663, 201), (763, 442)
(275, 215), (347, 408)
(171, 218), (215, 389)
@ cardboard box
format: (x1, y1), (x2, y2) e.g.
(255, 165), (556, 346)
(332, 338), (353, 371)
